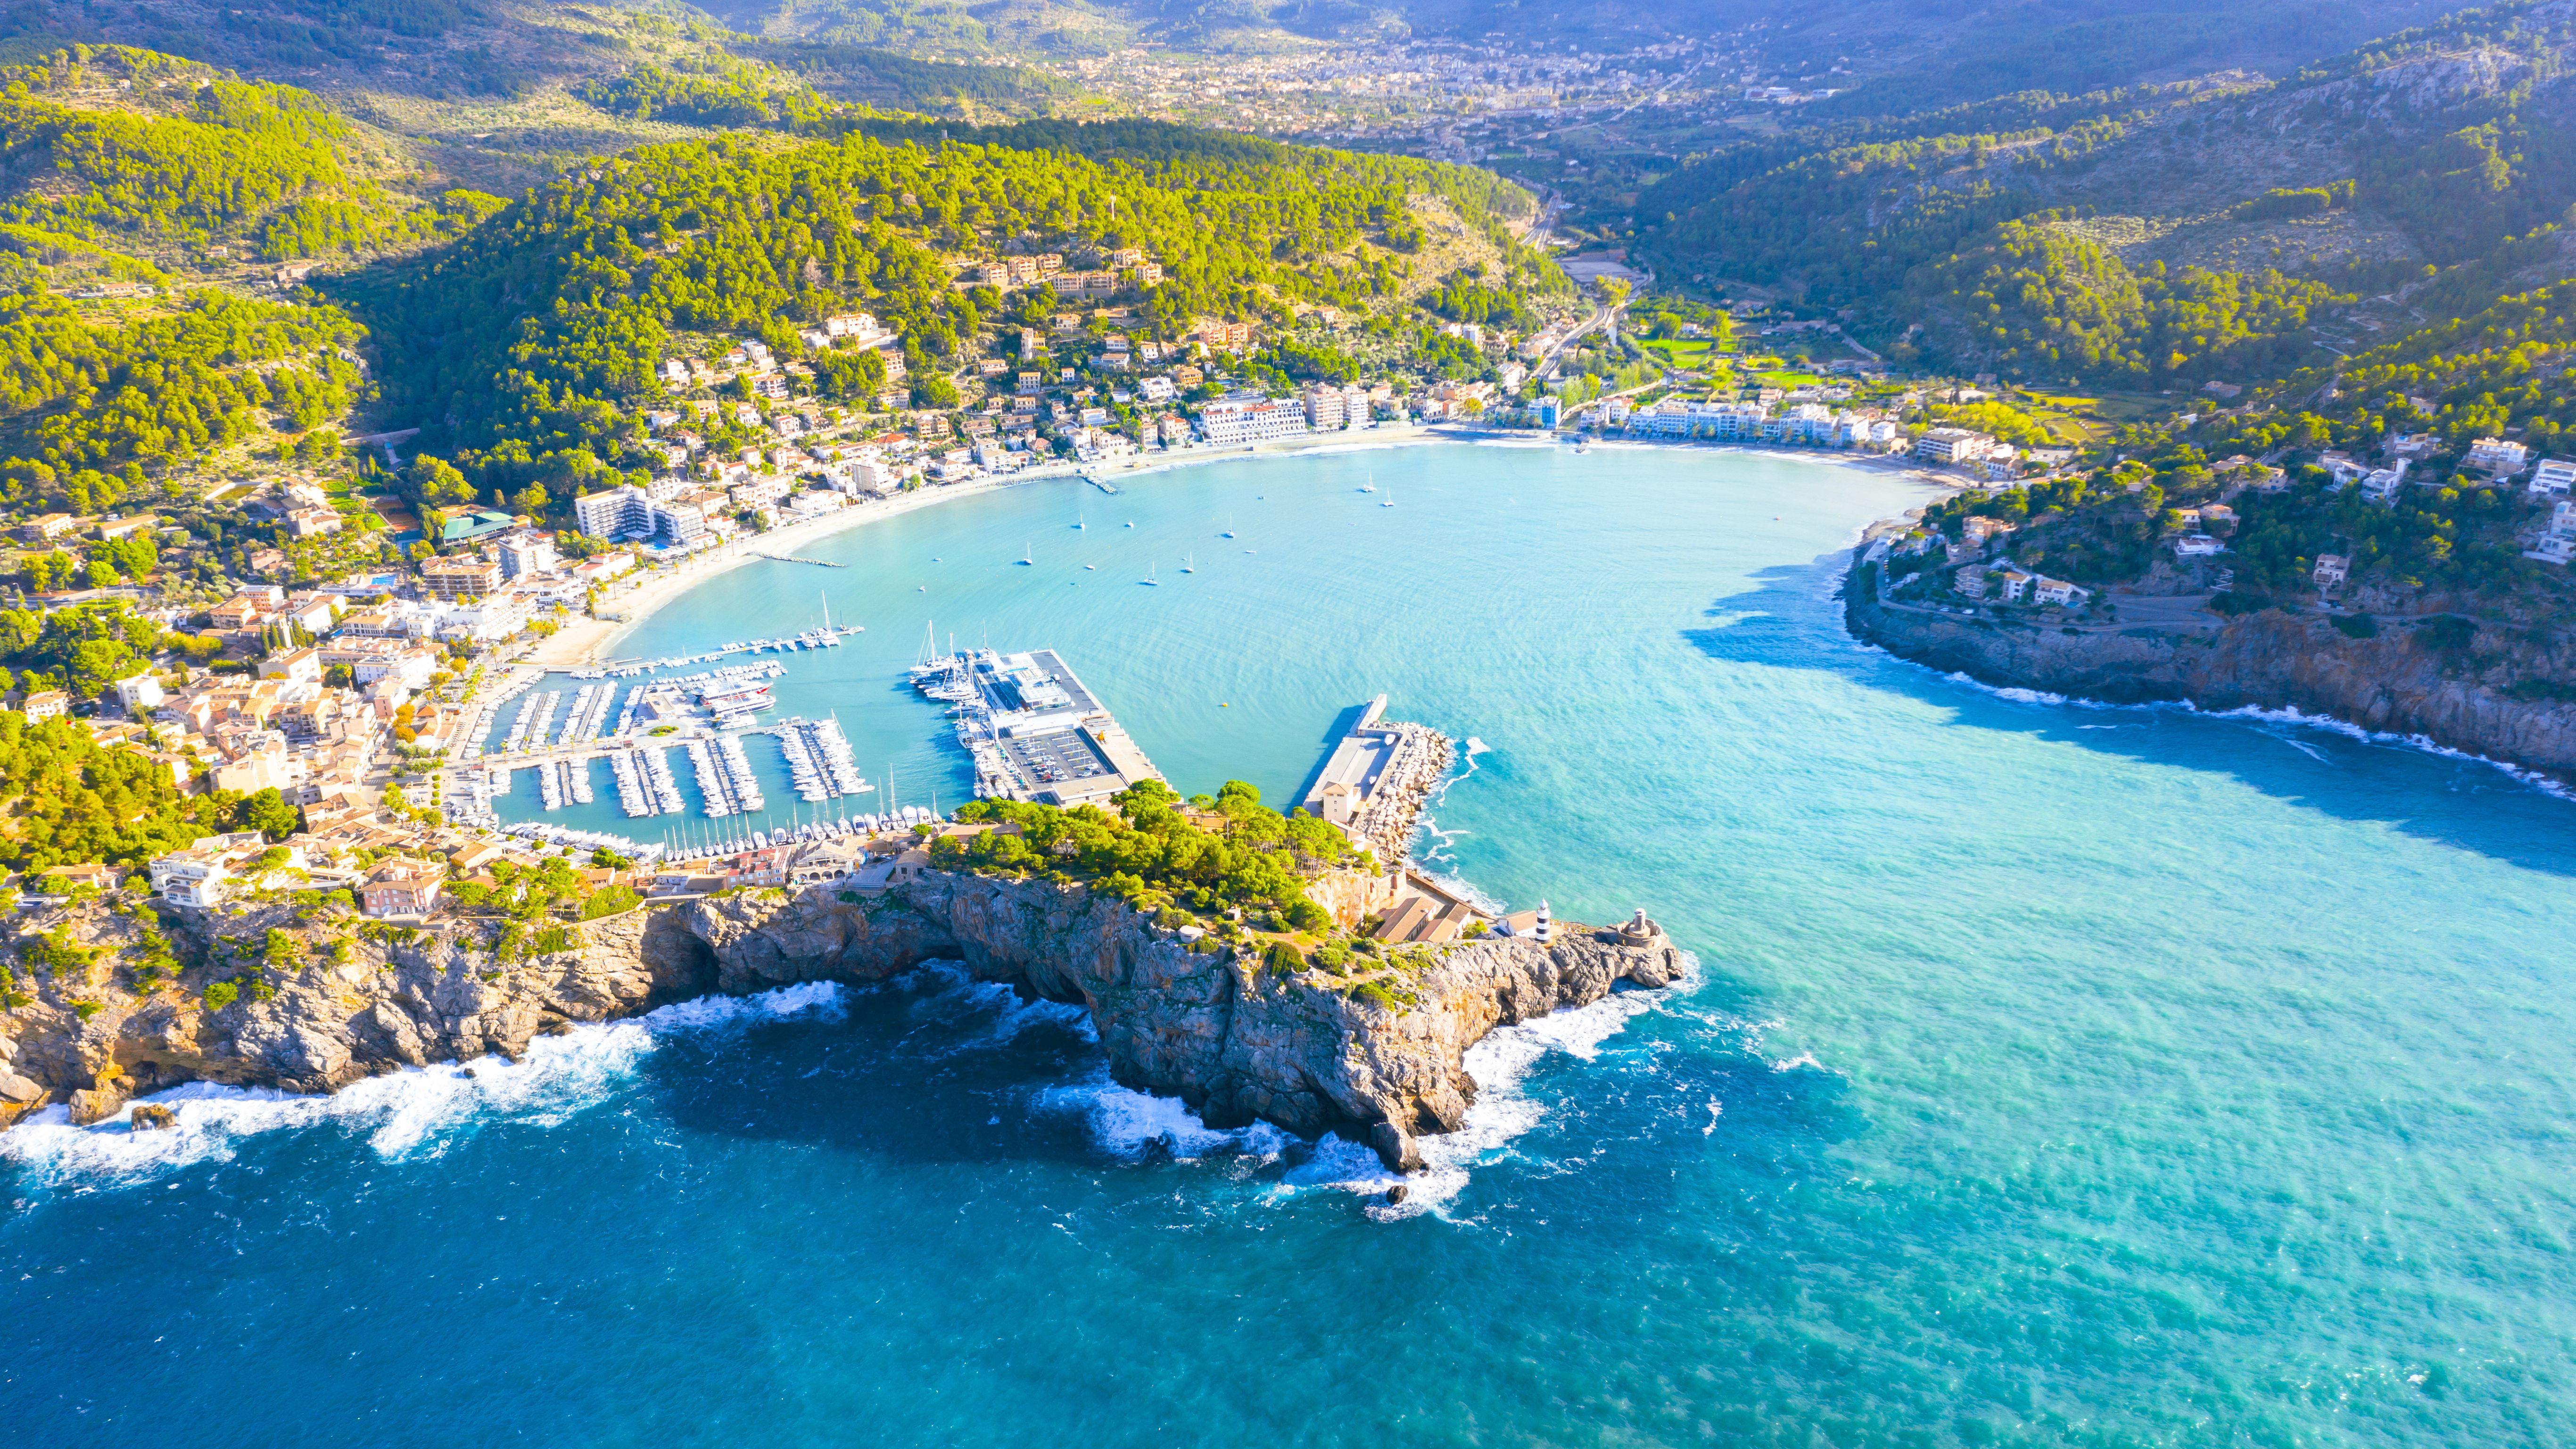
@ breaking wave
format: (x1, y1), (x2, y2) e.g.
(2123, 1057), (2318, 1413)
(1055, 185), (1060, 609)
(0, 982), (849, 1192)
(1284, 953), (1703, 1223)
(1902, 660), (2576, 802)
(8, 943), (1702, 1226)
(1037, 1068), (1290, 1163)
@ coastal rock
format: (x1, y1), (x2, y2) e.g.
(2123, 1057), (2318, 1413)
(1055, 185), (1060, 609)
(0, 877), (1683, 1172)
(66, 1077), (128, 1127)
(0, 1068), (46, 1128)
(1846, 552), (2576, 776)
(667, 873), (1682, 1167)
(130, 1103), (176, 1130)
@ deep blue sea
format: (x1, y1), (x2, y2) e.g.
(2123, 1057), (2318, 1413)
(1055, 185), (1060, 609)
(10, 442), (2576, 1447)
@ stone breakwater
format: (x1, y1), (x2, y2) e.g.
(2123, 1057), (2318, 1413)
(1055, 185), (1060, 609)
(1846, 548), (2576, 777)
(0, 872), (1683, 1171)
(1354, 723), (1452, 866)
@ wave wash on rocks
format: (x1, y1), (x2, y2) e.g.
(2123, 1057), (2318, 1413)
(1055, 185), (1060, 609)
(0, 871), (1684, 1172)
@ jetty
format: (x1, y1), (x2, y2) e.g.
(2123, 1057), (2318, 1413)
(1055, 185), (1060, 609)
(1299, 695), (1453, 867)
(916, 646), (1163, 807)
(751, 553), (848, 568)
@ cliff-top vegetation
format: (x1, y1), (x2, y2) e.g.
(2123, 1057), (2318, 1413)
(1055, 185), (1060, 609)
(938, 777), (1362, 934)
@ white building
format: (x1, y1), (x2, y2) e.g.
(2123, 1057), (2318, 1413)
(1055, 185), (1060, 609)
(574, 485), (654, 540)
(1198, 397), (1309, 445)
(494, 531), (560, 581)
(147, 832), (284, 909)
(2526, 501), (2576, 564)
(112, 671), (165, 711)
(2527, 458), (2576, 496)
(1915, 428), (1999, 465)
(2464, 437), (2530, 476)
(1626, 399), (1767, 440)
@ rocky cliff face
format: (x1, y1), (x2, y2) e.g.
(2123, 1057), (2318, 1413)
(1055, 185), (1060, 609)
(1847, 554), (2576, 776)
(0, 873), (1683, 1170)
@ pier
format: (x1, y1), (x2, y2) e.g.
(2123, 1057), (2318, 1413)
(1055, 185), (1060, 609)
(1299, 694), (1453, 868)
(918, 646), (1163, 807)
(1290, 695), (1473, 944)
(751, 553), (848, 568)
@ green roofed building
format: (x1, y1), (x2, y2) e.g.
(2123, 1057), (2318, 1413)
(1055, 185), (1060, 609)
(439, 510), (519, 545)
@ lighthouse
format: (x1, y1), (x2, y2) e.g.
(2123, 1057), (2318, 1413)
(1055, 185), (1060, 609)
(1533, 899), (1552, 944)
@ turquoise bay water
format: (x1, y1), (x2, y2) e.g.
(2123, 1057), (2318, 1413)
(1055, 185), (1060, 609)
(10, 442), (2576, 1446)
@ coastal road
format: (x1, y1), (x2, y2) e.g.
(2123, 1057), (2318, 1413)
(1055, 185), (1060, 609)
(1535, 299), (1621, 382)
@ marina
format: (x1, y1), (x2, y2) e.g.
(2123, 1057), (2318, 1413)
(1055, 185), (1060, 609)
(777, 717), (871, 803)
(654, 806), (941, 867)
(916, 645), (1164, 807)
(575, 622), (861, 679)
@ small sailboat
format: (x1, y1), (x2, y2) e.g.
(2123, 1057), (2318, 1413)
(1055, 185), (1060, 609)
(1017, 540), (1032, 565)
(1076, 513), (1086, 531)
(1181, 553), (1195, 574)
(1360, 472), (1376, 494)
(1221, 513), (1236, 538)
(1142, 563), (1158, 587)
(1380, 489), (1395, 508)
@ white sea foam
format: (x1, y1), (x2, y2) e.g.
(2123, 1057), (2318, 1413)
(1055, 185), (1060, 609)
(0, 982), (849, 1190)
(1039, 1067), (1287, 1161)
(909, 969), (1095, 1053)
(1020, 953), (1696, 1223)
(1410, 728), (1490, 877)
(1286, 955), (1701, 1223)
(1902, 657), (2576, 801)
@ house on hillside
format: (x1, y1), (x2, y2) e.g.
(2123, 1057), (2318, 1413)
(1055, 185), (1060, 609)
(361, 859), (443, 918)
(2465, 437), (2530, 477)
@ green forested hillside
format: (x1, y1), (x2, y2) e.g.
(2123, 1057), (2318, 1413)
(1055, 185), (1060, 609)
(0, 37), (1555, 526)
(0, 48), (478, 515)
(1640, 0), (2576, 388)
(347, 119), (1547, 480)
(1900, 220), (2351, 383)
(2229, 279), (2576, 461)
(0, 46), (501, 262)
(0, 280), (363, 511)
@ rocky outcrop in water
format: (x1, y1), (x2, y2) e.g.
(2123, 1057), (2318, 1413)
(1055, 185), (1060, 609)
(1846, 551), (2576, 776)
(0, 872), (1684, 1170)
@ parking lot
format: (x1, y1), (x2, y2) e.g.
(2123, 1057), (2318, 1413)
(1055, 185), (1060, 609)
(1002, 729), (1112, 789)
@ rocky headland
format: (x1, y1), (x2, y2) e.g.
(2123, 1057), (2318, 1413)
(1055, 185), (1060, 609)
(0, 870), (1682, 1171)
(1845, 546), (2576, 777)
